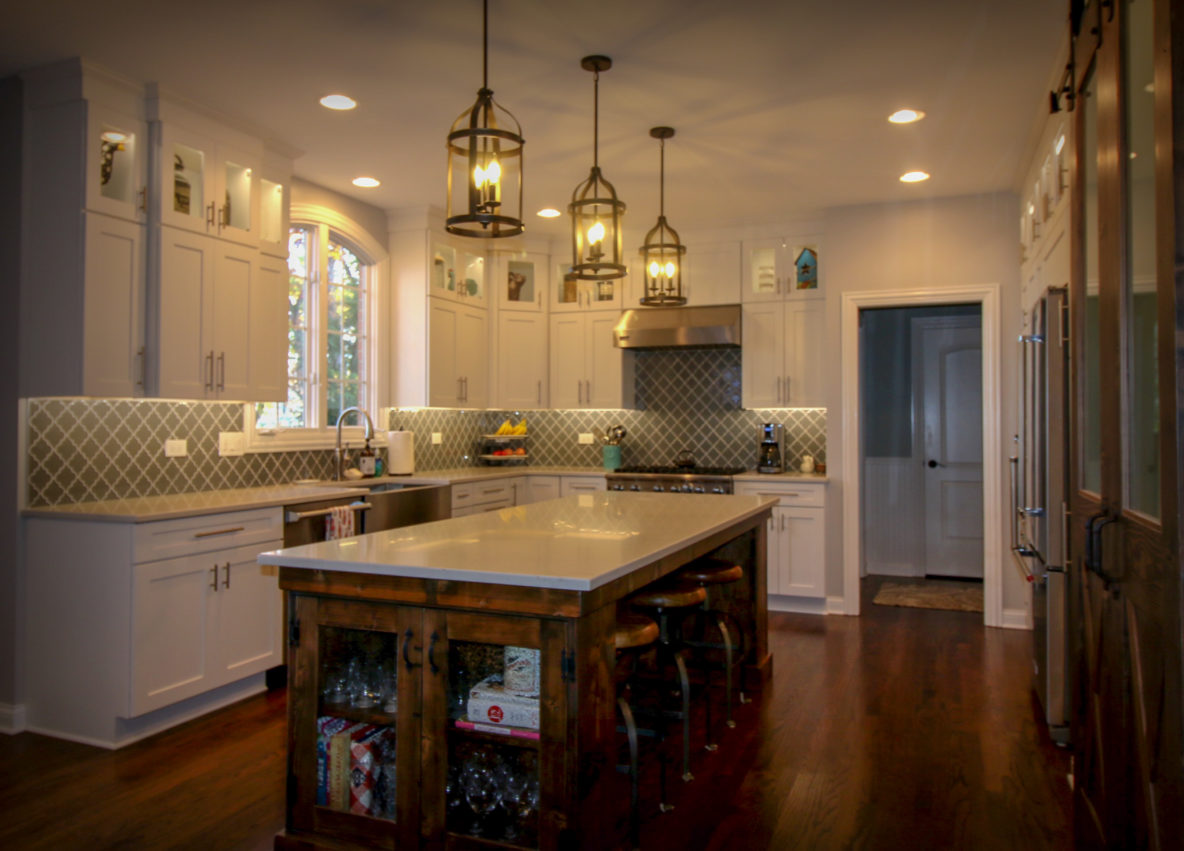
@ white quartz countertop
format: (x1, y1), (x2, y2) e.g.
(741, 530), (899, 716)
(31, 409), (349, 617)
(20, 483), (367, 523)
(260, 491), (777, 592)
(732, 471), (829, 483)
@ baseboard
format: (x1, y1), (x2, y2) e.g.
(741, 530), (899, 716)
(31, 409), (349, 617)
(826, 595), (848, 615)
(1000, 607), (1032, 630)
(0, 702), (27, 734)
(768, 595), (827, 615)
(864, 563), (923, 578)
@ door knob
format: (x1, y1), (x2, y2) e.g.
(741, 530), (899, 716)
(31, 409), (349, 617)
(927, 459), (944, 468)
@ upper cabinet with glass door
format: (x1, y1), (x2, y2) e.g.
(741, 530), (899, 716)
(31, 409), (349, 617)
(551, 259), (623, 312)
(148, 88), (263, 247)
(429, 239), (487, 305)
(87, 103), (148, 223)
(494, 250), (547, 312)
(257, 149), (292, 259)
(741, 236), (823, 302)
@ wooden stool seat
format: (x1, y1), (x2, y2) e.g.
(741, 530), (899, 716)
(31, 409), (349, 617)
(630, 584), (707, 610)
(679, 559), (744, 585)
(615, 613), (660, 650)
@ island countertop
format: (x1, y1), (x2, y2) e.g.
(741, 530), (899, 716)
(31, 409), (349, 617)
(260, 491), (776, 592)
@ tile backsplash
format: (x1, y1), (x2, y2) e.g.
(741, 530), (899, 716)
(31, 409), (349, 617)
(26, 350), (825, 507)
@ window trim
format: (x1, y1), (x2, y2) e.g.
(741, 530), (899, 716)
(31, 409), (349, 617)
(246, 202), (389, 453)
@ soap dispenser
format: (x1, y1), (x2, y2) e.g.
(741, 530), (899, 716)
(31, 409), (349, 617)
(358, 438), (377, 477)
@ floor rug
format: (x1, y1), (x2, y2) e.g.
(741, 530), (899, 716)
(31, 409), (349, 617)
(872, 579), (984, 613)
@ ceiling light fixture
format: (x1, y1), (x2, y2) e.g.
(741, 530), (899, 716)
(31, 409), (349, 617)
(320, 94), (357, 110)
(352, 177), (380, 187)
(570, 55), (626, 281)
(537, 208), (561, 218)
(639, 126), (686, 306)
(900, 171), (930, 183)
(445, 0), (524, 238)
(888, 109), (925, 124)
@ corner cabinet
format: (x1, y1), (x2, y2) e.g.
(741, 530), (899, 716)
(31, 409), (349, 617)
(19, 59), (148, 397)
(734, 480), (826, 600)
(281, 595), (570, 850)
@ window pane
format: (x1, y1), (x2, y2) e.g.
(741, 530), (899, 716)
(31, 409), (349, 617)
(1124, 0), (1159, 518)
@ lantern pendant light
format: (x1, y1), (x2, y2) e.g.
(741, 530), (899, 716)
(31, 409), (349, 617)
(639, 126), (686, 305)
(569, 55), (626, 281)
(446, 0), (525, 238)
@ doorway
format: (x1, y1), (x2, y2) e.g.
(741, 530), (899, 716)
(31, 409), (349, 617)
(859, 305), (983, 582)
(839, 284), (1004, 625)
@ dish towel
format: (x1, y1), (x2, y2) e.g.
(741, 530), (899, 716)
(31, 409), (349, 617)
(325, 505), (356, 541)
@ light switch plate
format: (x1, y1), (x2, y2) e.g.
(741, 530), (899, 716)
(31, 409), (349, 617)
(219, 431), (245, 457)
(431, 432), (443, 445)
(578, 433), (595, 445)
(164, 438), (187, 457)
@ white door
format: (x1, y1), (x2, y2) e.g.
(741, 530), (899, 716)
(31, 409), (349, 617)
(916, 318), (983, 578)
(550, 314), (585, 408)
(212, 242), (253, 399)
(428, 298), (460, 406)
(586, 311), (623, 408)
(741, 303), (784, 408)
(455, 303), (489, 407)
(497, 312), (547, 408)
(157, 226), (212, 398)
(250, 254), (288, 402)
(84, 213), (143, 396)
(785, 300), (824, 406)
(212, 545), (281, 682)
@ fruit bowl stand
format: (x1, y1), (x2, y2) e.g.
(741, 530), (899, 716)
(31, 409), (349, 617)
(479, 434), (529, 465)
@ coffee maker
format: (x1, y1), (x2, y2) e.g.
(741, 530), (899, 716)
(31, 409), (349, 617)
(758, 423), (785, 473)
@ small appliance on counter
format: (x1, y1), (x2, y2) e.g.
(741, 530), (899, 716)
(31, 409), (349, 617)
(386, 430), (415, 474)
(758, 423), (785, 473)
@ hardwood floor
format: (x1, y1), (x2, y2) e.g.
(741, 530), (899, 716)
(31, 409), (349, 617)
(0, 581), (1072, 850)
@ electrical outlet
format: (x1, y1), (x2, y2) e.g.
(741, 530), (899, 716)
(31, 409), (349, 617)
(578, 433), (594, 445)
(164, 438), (188, 457)
(218, 431), (245, 457)
(431, 432), (443, 445)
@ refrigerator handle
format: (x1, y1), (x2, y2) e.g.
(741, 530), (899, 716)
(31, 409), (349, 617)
(1009, 449), (1035, 582)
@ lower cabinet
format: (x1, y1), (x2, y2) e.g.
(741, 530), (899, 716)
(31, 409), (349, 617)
(558, 475), (606, 497)
(735, 480), (826, 599)
(451, 478), (521, 516)
(524, 476), (561, 504)
(283, 596), (569, 850)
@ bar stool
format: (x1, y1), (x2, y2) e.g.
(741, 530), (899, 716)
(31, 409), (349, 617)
(628, 583), (707, 782)
(614, 612), (661, 849)
(678, 557), (749, 737)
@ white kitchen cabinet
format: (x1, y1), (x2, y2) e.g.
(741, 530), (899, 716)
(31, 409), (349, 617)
(451, 478), (520, 515)
(560, 474), (606, 496)
(19, 60), (148, 398)
(741, 300), (824, 407)
(526, 475), (561, 503)
(550, 310), (632, 409)
(741, 236), (822, 302)
(251, 253), (290, 401)
(428, 297), (489, 408)
(429, 240), (488, 305)
(735, 481), (826, 600)
(551, 259), (624, 312)
(155, 226), (269, 400)
(682, 240), (742, 306)
(493, 250), (546, 312)
(495, 311), (548, 408)
(257, 151), (291, 259)
(151, 90), (263, 248)
(24, 507), (282, 746)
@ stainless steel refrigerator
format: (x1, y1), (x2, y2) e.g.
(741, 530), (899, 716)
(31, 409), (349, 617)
(1010, 287), (1070, 745)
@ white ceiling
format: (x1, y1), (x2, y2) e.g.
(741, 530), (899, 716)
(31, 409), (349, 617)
(1, 0), (1067, 239)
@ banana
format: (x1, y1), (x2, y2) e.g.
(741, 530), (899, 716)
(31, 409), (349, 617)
(496, 419), (512, 435)
(513, 418), (528, 435)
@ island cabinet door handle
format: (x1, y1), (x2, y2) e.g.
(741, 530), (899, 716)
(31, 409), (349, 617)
(427, 631), (440, 675)
(209, 565), (219, 591)
(221, 562), (231, 589)
(402, 628), (421, 671)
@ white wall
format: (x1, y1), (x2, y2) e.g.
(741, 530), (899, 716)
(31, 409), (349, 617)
(291, 178), (389, 251)
(821, 192), (1026, 618)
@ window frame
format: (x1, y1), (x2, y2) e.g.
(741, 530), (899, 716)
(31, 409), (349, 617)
(245, 202), (388, 452)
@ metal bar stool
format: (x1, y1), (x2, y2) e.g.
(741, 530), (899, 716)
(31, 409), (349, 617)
(628, 583), (707, 782)
(678, 557), (750, 738)
(614, 612), (661, 849)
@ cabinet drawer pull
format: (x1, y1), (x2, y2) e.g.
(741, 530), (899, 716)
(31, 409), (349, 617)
(209, 565), (219, 591)
(193, 526), (245, 539)
(222, 562), (231, 589)
(427, 631), (440, 675)
(217, 352), (226, 392)
(136, 346), (146, 388)
(206, 202), (215, 229)
(205, 350), (215, 391)
(137, 187), (147, 213)
(480, 487), (504, 495)
(402, 628), (421, 671)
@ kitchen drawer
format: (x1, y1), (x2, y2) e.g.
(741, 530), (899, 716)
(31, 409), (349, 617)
(735, 481), (825, 508)
(452, 479), (518, 511)
(452, 499), (514, 518)
(133, 507), (282, 564)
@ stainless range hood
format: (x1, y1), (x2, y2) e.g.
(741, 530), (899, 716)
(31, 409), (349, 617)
(613, 304), (741, 349)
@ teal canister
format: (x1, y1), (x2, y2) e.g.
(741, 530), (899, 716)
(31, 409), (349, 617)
(602, 444), (621, 471)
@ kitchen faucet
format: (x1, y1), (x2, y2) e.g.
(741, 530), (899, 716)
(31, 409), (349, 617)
(335, 407), (375, 481)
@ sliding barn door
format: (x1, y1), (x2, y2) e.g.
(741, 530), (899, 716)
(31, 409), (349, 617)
(1067, 0), (1183, 847)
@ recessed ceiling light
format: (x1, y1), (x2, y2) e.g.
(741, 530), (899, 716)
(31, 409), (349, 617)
(100, 130), (128, 143)
(537, 208), (561, 218)
(320, 94), (357, 110)
(888, 109), (925, 124)
(352, 177), (380, 188)
(900, 171), (930, 183)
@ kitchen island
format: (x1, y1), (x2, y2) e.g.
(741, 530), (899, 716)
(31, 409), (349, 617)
(260, 491), (775, 851)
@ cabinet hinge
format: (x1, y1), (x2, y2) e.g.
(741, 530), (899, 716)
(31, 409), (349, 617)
(288, 615), (300, 647)
(561, 649), (576, 683)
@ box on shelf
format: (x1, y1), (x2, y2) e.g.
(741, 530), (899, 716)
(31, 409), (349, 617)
(466, 674), (540, 730)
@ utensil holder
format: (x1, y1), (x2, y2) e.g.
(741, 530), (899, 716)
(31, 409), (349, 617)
(602, 444), (621, 471)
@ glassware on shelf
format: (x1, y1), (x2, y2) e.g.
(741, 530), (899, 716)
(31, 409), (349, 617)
(461, 750), (500, 837)
(381, 663), (399, 714)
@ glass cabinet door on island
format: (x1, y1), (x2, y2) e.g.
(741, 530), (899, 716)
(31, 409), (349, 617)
(285, 595), (567, 850)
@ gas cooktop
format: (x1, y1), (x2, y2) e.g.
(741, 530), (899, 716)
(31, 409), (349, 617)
(611, 465), (747, 476)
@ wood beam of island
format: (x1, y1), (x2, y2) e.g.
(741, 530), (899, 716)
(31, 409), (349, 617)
(260, 491), (776, 851)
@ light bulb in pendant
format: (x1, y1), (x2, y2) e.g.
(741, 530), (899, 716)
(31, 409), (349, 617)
(588, 220), (606, 244)
(664, 261), (676, 278)
(648, 260), (661, 278)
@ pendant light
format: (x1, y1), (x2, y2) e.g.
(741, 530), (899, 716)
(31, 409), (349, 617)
(639, 126), (686, 305)
(569, 55), (626, 281)
(446, 0), (524, 238)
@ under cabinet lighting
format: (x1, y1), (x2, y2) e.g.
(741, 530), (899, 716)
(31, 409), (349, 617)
(352, 177), (380, 188)
(899, 171), (930, 183)
(320, 94), (357, 110)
